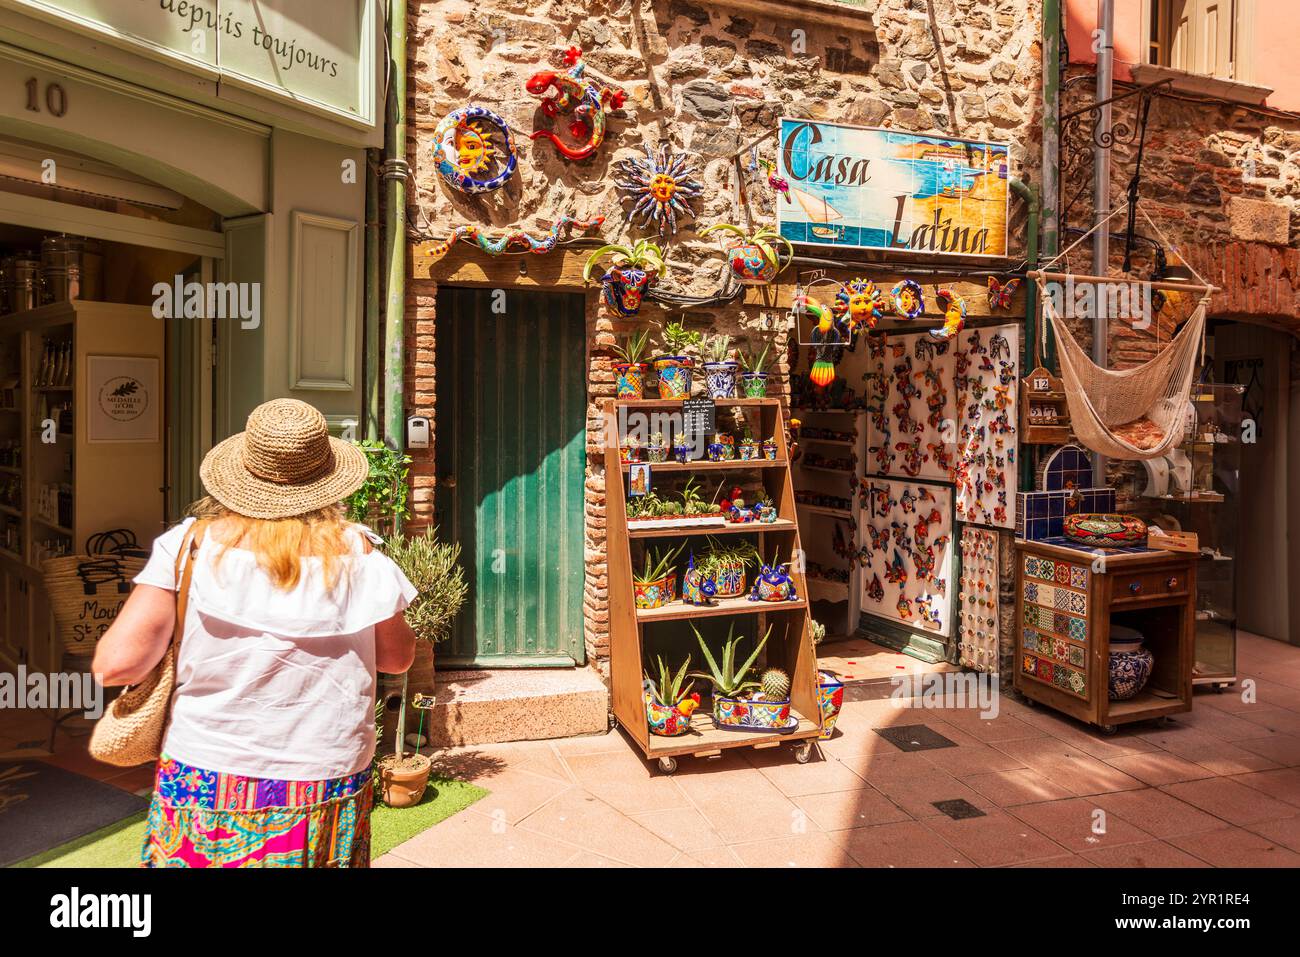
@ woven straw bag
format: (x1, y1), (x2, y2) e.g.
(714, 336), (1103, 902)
(89, 525), (203, 768)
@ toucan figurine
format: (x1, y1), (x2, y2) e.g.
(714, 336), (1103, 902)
(796, 293), (843, 388)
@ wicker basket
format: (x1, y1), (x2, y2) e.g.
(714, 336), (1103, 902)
(42, 529), (149, 656)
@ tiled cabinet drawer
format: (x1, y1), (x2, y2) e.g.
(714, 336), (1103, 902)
(1112, 568), (1190, 601)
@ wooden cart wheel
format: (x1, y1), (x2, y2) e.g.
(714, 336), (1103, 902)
(792, 740), (814, 764)
(657, 756), (678, 775)
(1099, 724), (1118, 736)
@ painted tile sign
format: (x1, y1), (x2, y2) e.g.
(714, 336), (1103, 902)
(776, 119), (1010, 257)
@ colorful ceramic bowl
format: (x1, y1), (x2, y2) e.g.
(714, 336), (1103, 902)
(1063, 513), (1147, 547)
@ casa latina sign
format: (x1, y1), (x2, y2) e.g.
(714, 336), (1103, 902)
(5, 0), (375, 122)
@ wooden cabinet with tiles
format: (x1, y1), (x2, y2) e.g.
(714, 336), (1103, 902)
(1014, 540), (1197, 733)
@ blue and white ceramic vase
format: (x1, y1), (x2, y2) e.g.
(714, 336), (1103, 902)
(703, 361), (738, 399)
(1108, 625), (1154, 701)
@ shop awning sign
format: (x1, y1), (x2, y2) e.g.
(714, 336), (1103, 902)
(776, 119), (1010, 258)
(7, 0), (375, 125)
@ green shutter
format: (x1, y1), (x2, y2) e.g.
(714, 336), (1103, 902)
(435, 288), (586, 666)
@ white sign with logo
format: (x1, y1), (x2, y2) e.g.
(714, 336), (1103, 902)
(8, 0), (374, 123)
(88, 355), (159, 443)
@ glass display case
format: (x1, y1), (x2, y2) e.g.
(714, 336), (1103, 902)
(1134, 383), (1244, 688)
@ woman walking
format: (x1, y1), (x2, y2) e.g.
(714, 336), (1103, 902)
(93, 399), (416, 867)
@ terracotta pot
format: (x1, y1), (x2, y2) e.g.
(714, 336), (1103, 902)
(379, 753), (432, 808)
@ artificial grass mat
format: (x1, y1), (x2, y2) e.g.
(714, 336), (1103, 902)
(10, 776), (488, 867)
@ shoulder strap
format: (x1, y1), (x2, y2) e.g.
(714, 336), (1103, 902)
(172, 522), (206, 651)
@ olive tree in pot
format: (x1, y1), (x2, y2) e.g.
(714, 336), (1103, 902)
(375, 528), (468, 807)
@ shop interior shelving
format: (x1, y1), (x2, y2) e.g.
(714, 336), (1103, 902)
(1135, 384), (1244, 688)
(0, 300), (164, 673)
(790, 406), (865, 637)
(604, 396), (823, 773)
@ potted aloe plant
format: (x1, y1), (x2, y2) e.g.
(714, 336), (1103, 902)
(690, 623), (793, 731)
(633, 542), (683, 609)
(612, 328), (652, 398)
(644, 655), (700, 737)
(584, 240), (666, 317)
(652, 319), (702, 399)
(701, 333), (738, 399)
(699, 223), (794, 285)
(739, 339), (774, 398)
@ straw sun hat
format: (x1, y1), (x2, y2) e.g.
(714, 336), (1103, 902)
(199, 398), (370, 520)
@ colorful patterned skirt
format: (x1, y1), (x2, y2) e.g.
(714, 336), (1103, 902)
(140, 754), (372, 868)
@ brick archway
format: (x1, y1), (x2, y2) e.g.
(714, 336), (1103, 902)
(1184, 240), (1300, 336)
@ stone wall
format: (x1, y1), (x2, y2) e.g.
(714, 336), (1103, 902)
(1059, 70), (1300, 503)
(404, 0), (1044, 674)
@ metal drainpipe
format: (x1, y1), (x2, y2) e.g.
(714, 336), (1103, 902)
(381, 0), (410, 757)
(364, 149), (381, 441)
(1092, 0), (1115, 488)
(1037, 0), (1062, 493)
(1009, 177), (1040, 492)
(382, 0), (408, 462)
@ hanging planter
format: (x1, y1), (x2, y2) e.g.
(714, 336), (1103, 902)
(699, 224), (794, 286)
(584, 240), (666, 318)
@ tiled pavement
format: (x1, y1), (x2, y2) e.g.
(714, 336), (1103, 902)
(4, 631), (1300, 867)
(376, 632), (1300, 868)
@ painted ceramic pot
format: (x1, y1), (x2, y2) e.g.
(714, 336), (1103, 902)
(1108, 626), (1154, 701)
(681, 557), (717, 606)
(601, 266), (653, 317)
(724, 242), (780, 285)
(645, 693), (695, 736)
(633, 573), (675, 609)
(645, 443), (668, 463)
(714, 695), (793, 730)
(738, 441), (759, 460)
(817, 671), (845, 740)
(615, 362), (648, 398)
(759, 504), (777, 524)
(703, 360), (739, 399)
(706, 433), (736, 462)
(761, 439), (778, 461)
(741, 372), (768, 397)
(620, 443), (642, 464)
(711, 560), (746, 598)
(653, 356), (694, 399)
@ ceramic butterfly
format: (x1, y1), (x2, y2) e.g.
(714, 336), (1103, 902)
(987, 277), (1021, 310)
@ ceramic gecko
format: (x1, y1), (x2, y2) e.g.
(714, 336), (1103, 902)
(526, 47), (627, 161)
(422, 216), (605, 264)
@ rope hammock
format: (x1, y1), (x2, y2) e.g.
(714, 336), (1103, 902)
(1044, 296), (1205, 459)
(1034, 201), (1214, 461)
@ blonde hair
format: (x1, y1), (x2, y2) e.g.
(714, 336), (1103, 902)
(186, 496), (355, 591)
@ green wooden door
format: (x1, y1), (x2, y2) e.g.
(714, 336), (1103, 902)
(434, 288), (587, 666)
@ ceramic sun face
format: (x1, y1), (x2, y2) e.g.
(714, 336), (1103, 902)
(649, 173), (678, 203)
(614, 143), (703, 238)
(842, 278), (881, 331)
(454, 122), (496, 173)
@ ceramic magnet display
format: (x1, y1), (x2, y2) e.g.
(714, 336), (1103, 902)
(614, 143), (704, 238)
(857, 478), (955, 637)
(526, 46), (627, 161)
(958, 527), (1000, 674)
(433, 106), (517, 193)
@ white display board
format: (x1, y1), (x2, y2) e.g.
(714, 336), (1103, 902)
(864, 322), (1020, 530)
(857, 478), (955, 637)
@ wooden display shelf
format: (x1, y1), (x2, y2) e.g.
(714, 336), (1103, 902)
(623, 459), (787, 471)
(627, 519), (797, 539)
(645, 709), (820, 759)
(604, 396), (824, 773)
(636, 594), (808, 623)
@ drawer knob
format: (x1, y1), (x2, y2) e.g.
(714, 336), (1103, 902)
(1166, 577), (1178, 590)
(1129, 582), (1142, 595)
